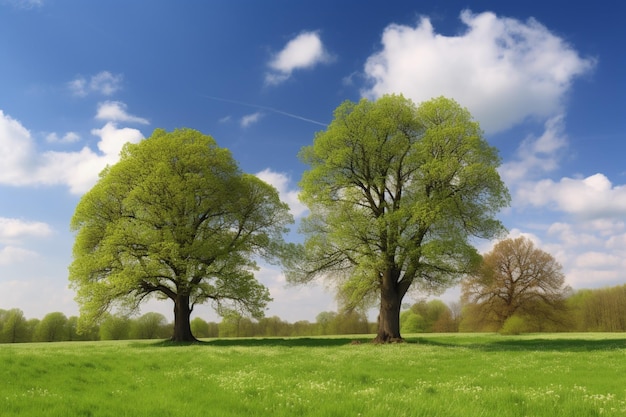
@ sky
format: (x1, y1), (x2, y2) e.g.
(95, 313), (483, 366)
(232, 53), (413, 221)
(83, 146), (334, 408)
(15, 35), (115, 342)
(1, 0), (625, 324)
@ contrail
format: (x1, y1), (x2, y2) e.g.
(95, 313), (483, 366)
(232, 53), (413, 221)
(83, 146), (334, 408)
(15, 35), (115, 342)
(199, 94), (328, 127)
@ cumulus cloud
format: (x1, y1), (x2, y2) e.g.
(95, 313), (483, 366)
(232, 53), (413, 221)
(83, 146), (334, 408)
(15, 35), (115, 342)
(0, 218), (52, 242)
(255, 168), (308, 218)
(240, 112), (263, 128)
(266, 31), (332, 85)
(96, 101), (149, 124)
(0, 107), (144, 194)
(45, 131), (80, 144)
(0, 217), (51, 266)
(533, 218), (626, 288)
(0, 110), (37, 185)
(0, 246), (38, 265)
(2, 0), (43, 9)
(68, 71), (123, 97)
(547, 222), (604, 248)
(574, 251), (622, 269)
(500, 115), (568, 184)
(517, 173), (626, 220)
(362, 10), (595, 134)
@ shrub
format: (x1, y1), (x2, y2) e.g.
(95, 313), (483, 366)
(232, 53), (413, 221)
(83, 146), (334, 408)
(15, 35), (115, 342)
(500, 315), (528, 335)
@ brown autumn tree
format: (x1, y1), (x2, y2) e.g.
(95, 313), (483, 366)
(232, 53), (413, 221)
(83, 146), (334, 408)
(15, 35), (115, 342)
(461, 236), (570, 330)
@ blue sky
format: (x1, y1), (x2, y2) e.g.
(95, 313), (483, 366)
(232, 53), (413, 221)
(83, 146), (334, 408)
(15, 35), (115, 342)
(1, 0), (624, 323)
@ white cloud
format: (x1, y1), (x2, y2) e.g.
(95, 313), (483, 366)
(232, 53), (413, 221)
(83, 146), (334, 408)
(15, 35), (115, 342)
(255, 168), (308, 218)
(0, 246), (38, 265)
(500, 115), (568, 184)
(266, 31), (332, 85)
(513, 218), (626, 289)
(607, 232), (626, 250)
(240, 112), (263, 128)
(0, 107), (144, 194)
(96, 101), (149, 125)
(0, 217), (52, 242)
(0, 110), (37, 185)
(43, 122), (144, 194)
(68, 71), (123, 97)
(3, 0), (43, 10)
(517, 173), (626, 220)
(574, 251), (621, 269)
(547, 222), (603, 248)
(45, 131), (80, 144)
(362, 10), (595, 134)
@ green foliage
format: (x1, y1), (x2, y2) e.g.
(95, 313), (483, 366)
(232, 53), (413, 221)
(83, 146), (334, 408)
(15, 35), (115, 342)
(0, 309), (30, 343)
(400, 300), (460, 333)
(130, 312), (170, 339)
(567, 285), (626, 331)
(499, 315), (529, 335)
(400, 310), (426, 333)
(99, 314), (131, 340)
(1, 334), (625, 417)
(33, 312), (69, 342)
(69, 128), (293, 339)
(315, 311), (338, 335)
(190, 317), (210, 338)
(290, 95), (509, 340)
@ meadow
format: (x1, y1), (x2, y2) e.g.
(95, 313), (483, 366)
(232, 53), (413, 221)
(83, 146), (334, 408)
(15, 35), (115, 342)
(1, 333), (624, 417)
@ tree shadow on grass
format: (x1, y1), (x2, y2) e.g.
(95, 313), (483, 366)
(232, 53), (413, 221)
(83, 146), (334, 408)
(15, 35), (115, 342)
(408, 336), (626, 352)
(137, 335), (625, 351)
(141, 336), (376, 348)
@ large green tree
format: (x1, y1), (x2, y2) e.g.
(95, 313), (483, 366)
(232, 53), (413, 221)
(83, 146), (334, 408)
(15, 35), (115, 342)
(70, 128), (293, 342)
(288, 95), (509, 343)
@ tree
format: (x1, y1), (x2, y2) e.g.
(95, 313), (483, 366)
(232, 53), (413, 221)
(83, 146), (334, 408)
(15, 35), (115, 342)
(130, 312), (170, 339)
(218, 312), (242, 338)
(461, 236), (570, 330)
(34, 312), (69, 342)
(69, 128), (293, 342)
(288, 95), (509, 342)
(409, 299), (450, 332)
(99, 314), (131, 340)
(190, 317), (210, 338)
(334, 310), (370, 334)
(400, 310), (426, 334)
(0, 309), (30, 343)
(567, 285), (626, 331)
(315, 311), (338, 335)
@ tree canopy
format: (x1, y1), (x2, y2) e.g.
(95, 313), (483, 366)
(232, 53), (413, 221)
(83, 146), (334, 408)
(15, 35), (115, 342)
(288, 95), (510, 342)
(461, 236), (571, 331)
(69, 128), (293, 341)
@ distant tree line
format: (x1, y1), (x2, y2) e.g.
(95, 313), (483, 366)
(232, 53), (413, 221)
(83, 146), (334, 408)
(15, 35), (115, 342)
(0, 309), (374, 343)
(1, 284), (624, 343)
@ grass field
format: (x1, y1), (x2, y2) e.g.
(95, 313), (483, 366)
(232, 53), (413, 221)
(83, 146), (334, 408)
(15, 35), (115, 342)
(1, 333), (625, 416)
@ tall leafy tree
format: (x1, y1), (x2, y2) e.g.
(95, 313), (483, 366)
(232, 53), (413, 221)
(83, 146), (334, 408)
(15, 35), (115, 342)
(0, 309), (30, 343)
(70, 128), (293, 342)
(34, 312), (69, 342)
(461, 236), (571, 330)
(288, 95), (509, 342)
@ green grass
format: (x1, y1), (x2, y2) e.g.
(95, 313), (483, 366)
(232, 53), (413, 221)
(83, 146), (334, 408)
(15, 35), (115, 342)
(1, 333), (625, 416)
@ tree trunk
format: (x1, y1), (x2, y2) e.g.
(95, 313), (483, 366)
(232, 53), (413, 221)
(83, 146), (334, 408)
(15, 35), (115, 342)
(172, 294), (197, 342)
(373, 273), (404, 343)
